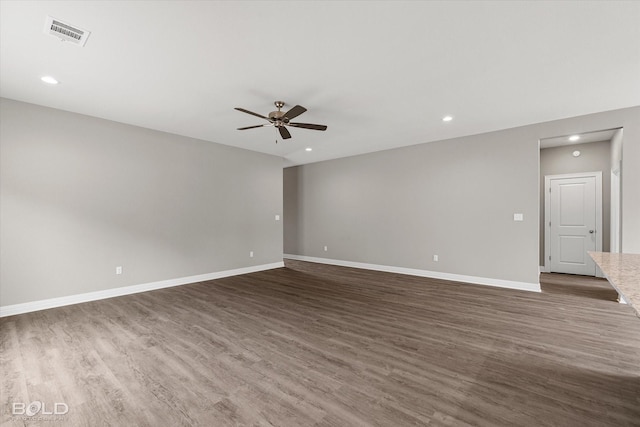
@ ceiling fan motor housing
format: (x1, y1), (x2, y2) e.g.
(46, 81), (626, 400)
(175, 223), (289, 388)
(268, 111), (286, 120)
(269, 101), (287, 124)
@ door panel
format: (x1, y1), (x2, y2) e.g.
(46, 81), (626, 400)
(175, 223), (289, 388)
(549, 176), (597, 275)
(559, 235), (587, 265)
(559, 184), (585, 225)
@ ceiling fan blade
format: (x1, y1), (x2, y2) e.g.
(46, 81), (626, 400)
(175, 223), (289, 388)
(278, 126), (292, 139)
(235, 107), (269, 120)
(237, 124), (271, 130)
(288, 122), (328, 131)
(284, 105), (307, 120)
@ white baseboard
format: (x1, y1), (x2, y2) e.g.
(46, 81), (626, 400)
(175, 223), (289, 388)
(0, 262), (284, 318)
(284, 254), (541, 293)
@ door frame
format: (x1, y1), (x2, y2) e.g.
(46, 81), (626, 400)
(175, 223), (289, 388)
(544, 171), (603, 276)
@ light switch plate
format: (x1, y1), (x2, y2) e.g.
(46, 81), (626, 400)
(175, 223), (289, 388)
(514, 213), (524, 221)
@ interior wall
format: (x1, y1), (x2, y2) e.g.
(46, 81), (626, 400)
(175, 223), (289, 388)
(611, 128), (623, 171)
(285, 127), (540, 285)
(283, 167), (300, 254)
(284, 106), (640, 287)
(539, 140), (612, 266)
(610, 129), (623, 252)
(0, 98), (284, 307)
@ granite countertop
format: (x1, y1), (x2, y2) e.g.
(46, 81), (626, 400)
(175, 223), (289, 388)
(589, 251), (640, 318)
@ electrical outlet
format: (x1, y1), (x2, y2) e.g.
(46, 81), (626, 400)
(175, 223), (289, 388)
(249, 251), (254, 258)
(323, 246), (328, 252)
(433, 255), (439, 262)
(116, 266), (123, 275)
(275, 214), (280, 221)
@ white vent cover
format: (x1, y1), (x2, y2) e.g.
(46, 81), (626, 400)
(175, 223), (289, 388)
(43, 16), (90, 47)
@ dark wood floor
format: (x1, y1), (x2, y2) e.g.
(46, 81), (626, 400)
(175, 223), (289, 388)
(2, 260), (639, 426)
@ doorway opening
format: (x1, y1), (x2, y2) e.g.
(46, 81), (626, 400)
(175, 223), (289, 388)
(539, 128), (623, 277)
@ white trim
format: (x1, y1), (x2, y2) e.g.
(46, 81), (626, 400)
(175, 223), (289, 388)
(284, 254), (541, 293)
(0, 262), (284, 318)
(544, 171), (603, 276)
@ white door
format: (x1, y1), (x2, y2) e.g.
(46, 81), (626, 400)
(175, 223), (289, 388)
(547, 174), (601, 276)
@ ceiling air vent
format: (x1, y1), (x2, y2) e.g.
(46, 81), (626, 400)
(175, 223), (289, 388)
(43, 16), (90, 47)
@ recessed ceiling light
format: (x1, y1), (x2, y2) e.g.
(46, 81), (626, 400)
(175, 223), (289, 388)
(573, 150), (581, 157)
(41, 76), (59, 85)
(305, 147), (313, 152)
(569, 135), (580, 142)
(442, 115), (453, 122)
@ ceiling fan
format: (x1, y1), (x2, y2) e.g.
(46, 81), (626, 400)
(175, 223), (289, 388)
(235, 101), (327, 140)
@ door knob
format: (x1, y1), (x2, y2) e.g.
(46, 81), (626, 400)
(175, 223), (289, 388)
(589, 230), (595, 234)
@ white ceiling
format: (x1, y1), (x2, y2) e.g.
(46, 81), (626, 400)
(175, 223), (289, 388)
(539, 129), (619, 149)
(1, 1), (639, 166)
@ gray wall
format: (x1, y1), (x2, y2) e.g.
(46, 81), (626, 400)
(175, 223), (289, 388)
(283, 167), (299, 255)
(611, 129), (623, 172)
(284, 106), (640, 287)
(610, 129), (623, 253)
(284, 128), (540, 284)
(539, 141), (611, 266)
(1, 98), (283, 306)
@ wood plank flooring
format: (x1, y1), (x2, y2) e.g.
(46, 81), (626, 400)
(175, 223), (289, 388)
(2, 260), (639, 426)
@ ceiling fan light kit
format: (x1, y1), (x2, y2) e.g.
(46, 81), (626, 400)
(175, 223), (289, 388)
(235, 101), (327, 141)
